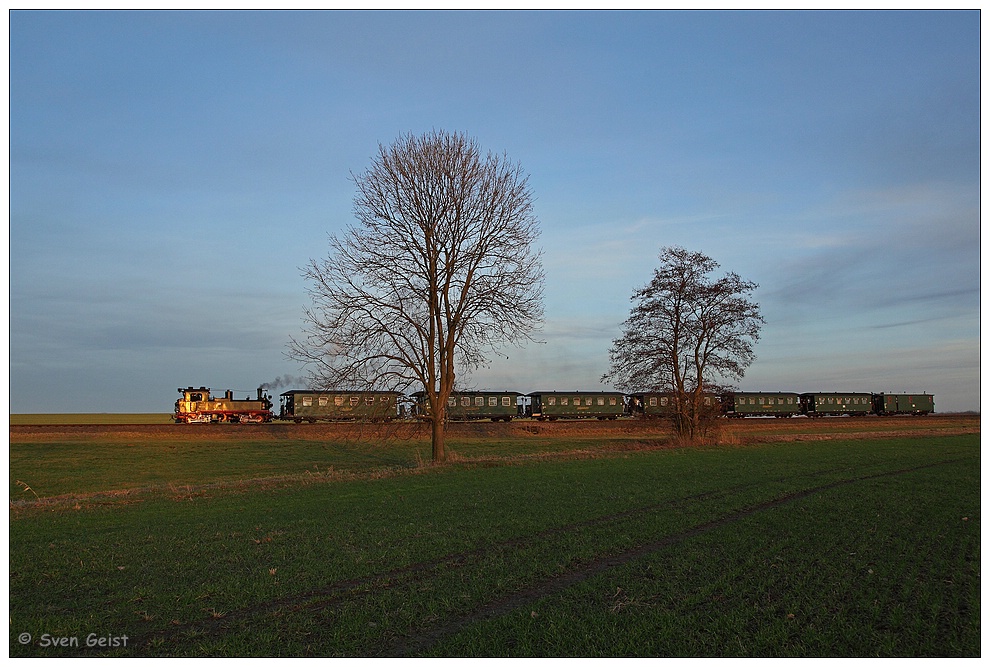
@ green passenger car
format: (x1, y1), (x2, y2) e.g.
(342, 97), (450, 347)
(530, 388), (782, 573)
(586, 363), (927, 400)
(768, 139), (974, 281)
(872, 393), (934, 415)
(527, 391), (625, 420)
(631, 392), (720, 419)
(722, 392), (801, 418)
(412, 391), (522, 422)
(279, 390), (400, 422)
(800, 392), (873, 417)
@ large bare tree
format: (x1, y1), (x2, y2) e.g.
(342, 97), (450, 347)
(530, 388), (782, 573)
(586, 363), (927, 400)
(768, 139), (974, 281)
(603, 246), (763, 442)
(290, 130), (544, 461)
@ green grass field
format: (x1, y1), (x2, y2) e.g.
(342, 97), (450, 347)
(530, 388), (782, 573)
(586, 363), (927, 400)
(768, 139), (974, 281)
(8, 426), (980, 657)
(10, 414), (174, 425)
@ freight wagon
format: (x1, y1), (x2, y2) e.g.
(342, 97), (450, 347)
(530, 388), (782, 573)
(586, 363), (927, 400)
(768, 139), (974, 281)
(872, 392), (935, 416)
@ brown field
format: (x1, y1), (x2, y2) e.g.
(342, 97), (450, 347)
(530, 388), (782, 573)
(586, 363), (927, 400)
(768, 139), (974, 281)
(9, 413), (978, 445)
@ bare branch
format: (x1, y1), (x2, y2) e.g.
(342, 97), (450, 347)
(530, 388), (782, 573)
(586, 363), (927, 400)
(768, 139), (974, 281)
(290, 130), (545, 461)
(603, 246), (764, 441)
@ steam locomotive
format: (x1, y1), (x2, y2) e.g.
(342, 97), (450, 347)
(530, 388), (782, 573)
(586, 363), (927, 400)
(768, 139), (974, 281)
(173, 387), (274, 424)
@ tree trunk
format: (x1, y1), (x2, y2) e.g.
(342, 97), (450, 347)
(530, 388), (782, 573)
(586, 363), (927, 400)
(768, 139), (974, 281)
(431, 415), (445, 463)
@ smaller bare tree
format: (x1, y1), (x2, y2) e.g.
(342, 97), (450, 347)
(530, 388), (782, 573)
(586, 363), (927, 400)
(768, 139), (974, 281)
(603, 246), (764, 442)
(289, 130), (544, 462)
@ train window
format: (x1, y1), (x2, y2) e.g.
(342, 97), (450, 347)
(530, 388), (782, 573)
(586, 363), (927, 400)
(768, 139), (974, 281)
(609, 397), (617, 406)
(475, 397), (484, 407)
(447, 397), (456, 407)
(319, 396), (329, 407)
(303, 396), (313, 407)
(381, 396), (390, 402)
(461, 397), (471, 406)
(502, 396), (511, 406)
(561, 397), (568, 405)
(597, 397), (605, 406)
(350, 396), (360, 406)
(586, 397), (593, 406)
(366, 396), (375, 405)
(489, 396), (497, 406)
(335, 396), (344, 406)
(649, 397), (657, 407)
(548, 396), (556, 406)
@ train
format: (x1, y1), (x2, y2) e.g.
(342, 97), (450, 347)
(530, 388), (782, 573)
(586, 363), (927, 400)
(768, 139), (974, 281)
(173, 386), (934, 423)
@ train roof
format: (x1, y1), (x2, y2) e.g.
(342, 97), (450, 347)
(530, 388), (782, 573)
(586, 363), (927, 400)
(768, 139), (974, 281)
(409, 390), (523, 396)
(280, 389), (402, 396)
(527, 390), (624, 396)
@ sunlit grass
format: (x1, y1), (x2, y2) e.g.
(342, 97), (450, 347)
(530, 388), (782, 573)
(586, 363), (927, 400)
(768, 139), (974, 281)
(10, 414), (174, 425)
(9, 434), (979, 657)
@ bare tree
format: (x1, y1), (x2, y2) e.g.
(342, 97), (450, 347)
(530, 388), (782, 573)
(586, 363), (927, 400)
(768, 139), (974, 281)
(290, 130), (544, 462)
(603, 246), (763, 442)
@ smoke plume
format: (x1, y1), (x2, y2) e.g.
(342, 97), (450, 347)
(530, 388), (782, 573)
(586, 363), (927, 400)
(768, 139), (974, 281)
(261, 375), (308, 391)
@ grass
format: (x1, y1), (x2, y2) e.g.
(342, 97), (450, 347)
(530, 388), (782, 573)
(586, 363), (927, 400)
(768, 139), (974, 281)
(10, 414), (174, 425)
(8, 428), (980, 657)
(9, 436), (420, 499)
(8, 424), (676, 500)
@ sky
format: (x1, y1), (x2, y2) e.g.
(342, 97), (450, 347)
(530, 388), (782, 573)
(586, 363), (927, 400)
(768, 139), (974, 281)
(8, 10), (981, 413)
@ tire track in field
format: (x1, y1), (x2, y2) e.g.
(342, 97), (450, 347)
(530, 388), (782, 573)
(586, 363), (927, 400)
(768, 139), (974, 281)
(135, 457), (967, 653)
(141, 485), (738, 649)
(137, 462), (858, 650)
(383, 457), (970, 657)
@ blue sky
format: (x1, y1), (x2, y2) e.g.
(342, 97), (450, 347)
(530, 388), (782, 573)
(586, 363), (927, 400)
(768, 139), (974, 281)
(9, 10), (980, 413)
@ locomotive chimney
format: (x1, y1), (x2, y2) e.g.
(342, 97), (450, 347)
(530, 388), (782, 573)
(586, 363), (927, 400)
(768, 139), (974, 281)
(225, 390), (233, 400)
